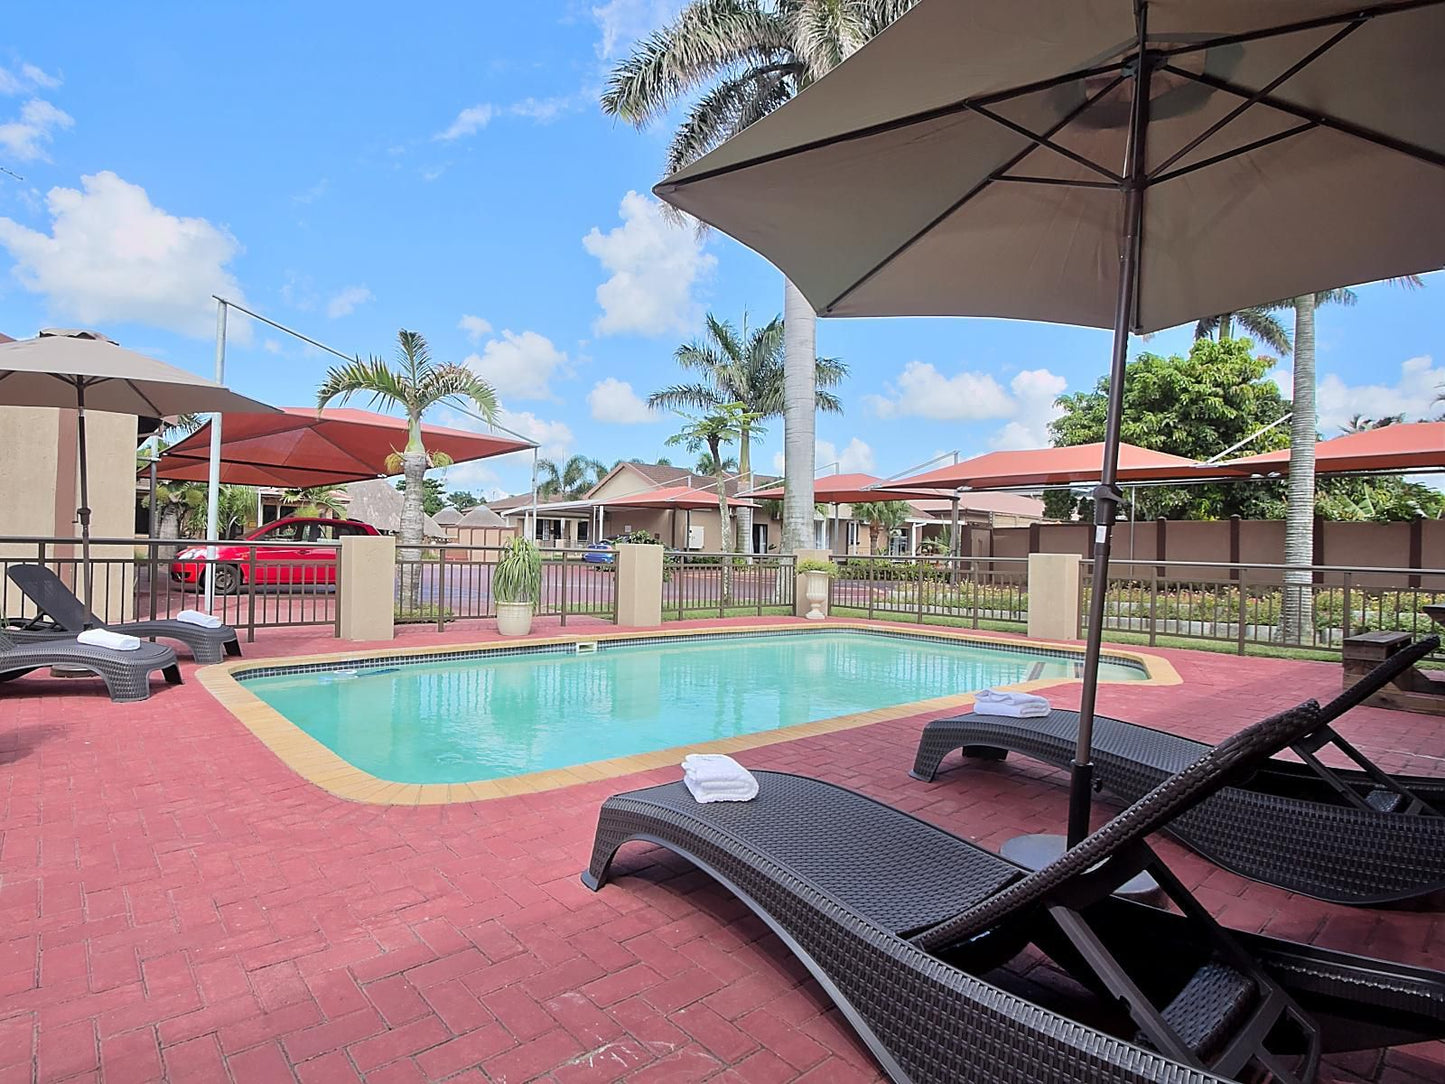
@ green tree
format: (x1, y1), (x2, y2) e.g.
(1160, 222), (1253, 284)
(537, 455), (608, 500)
(666, 404), (764, 595)
(446, 490), (482, 512)
(851, 500), (910, 554)
(395, 477), (447, 516)
(1341, 413), (1404, 434)
(144, 481), (205, 542)
(317, 329), (498, 604)
(695, 450), (738, 476)
(284, 486), (347, 518)
(183, 485), (259, 538)
(650, 311), (847, 552)
(1047, 338), (1291, 521)
(1192, 308), (1291, 355)
(602, 0), (915, 555)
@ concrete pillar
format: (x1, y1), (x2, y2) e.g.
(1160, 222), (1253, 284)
(615, 543), (663, 628)
(338, 535), (396, 641)
(794, 548), (830, 619)
(1027, 552), (1082, 642)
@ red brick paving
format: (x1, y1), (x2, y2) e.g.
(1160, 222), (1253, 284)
(1, 615), (1442, 1082)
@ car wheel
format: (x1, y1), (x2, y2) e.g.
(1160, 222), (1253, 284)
(209, 564), (242, 595)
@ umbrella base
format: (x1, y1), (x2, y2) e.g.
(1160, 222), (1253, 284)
(1000, 833), (1163, 904)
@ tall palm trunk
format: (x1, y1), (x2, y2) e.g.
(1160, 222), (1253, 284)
(711, 437), (733, 602)
(735, 427), (754, 557)
(1219, 313), (1233, 340)
(782, 278), (816, 553)
(1282, 293), (1317, 644)
(398, 448), (428, 608)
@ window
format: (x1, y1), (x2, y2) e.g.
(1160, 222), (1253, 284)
(846, 521), (859, 549)
(261, 522), (303, 542)
(577, 520), (590, 542)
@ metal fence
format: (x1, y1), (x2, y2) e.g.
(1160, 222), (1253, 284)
(394, 545), (617, 628)
(662, 552), (797, 618)
(1084, 558), (1445, 654)
(0, 536), (342, 640)
(828, 555), (1030, 628)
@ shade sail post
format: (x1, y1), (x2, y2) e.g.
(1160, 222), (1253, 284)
(1071, 34), (1153, 849)
(204, 299), (228, 613)
(74, 379), (95, 625)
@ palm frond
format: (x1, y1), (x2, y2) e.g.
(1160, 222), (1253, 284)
(788, 0), (869, 81)
(421, 363), (500, 421)
(317, 356), (412, 414)
(648, 382), (723, 412)
(663, 66), (797, 173)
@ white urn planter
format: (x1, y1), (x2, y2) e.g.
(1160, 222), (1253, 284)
(495, 601), (534, 637)
(803, 571), (830, 620)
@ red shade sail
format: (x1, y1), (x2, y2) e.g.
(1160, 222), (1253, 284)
(151, 407), (533, 487)
(601, 485), (756, 511)
(742, 472), (949, 504)
(1221, 422), (1445, 476)
(886, 442), (1225, 491)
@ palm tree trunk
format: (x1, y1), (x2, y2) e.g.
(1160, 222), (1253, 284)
(1219, 313), (1233, 340)
(1282, 293), (1317, 645)
(399, 450), (428, 608)
(713, 442), (733, 603)
(782, 278), (816, 554)
(736, 428), (754, 558)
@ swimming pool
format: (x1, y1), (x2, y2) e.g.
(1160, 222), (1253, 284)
(237, 628), (1148, 786)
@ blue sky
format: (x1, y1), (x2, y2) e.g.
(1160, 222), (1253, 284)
(1, 1), (1441, 499)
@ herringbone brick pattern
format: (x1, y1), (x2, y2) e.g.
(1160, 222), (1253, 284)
(0, 616), (1440, 1082)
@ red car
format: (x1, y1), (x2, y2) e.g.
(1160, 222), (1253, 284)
(170, 516), (380, 594)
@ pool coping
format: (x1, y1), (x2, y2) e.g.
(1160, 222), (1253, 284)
(196, 621), (1182, 806)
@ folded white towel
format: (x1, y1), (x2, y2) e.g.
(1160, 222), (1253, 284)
(681, 754), (759, 803)
(176, 609), (223, 629)
(972, 687), (1051, 718)
(77, 628), (141, 652)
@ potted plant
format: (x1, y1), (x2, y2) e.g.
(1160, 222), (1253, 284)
(796, 558), (837, 620)
(494, 536), (542, 636)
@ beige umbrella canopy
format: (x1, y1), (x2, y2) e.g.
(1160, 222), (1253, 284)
(0, 329), (277, 617)
(655, 0), (1445, 847)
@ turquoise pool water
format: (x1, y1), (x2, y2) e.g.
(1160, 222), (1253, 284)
(241, 630), (1146, 784)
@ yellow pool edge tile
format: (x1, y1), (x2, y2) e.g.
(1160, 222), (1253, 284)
(197, 620), (1181, 805)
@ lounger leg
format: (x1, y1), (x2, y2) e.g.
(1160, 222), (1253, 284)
(910, 738), (1006, 782)
(580, 810), (639, 891)
(162, 665), (183, 686)
(225, 639), (243, 657)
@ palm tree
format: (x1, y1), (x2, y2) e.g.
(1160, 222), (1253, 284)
(602, 0), (915, 555)
(1341, 413), (1404, 434)
(284, 486), (346, 518)
(650, 311), (847, 553)
(317, 329), (498, 604)
(666, 404), (763, 597)
(851, 500), (911, 555)
(144, 481), (205, 546)
(1192, 308), (1291, 355)
(1280, 280), (1420, 642)
(537, 455), (608, 500)
(695, 450), (738, 476)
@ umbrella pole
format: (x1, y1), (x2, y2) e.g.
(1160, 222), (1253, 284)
(1070, 40), (1153, 848)
(75, 381), (95, 625)
(204, 299), (227, 613)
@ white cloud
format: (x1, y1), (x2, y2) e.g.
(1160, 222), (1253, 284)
(866, 361), (1014, 421)
(989, 368), (1068, 449)
(591, 1), (684, 58)
(436, 103), (495, 140)
(508, 95), (578, 123)
(464, 329), (570, 400)
(0, 62), (60, 96)
(771, 437), (875, 476)
(326, 284), (372, 318)
(583, 191), (714, 337)
(263, 338), (283, 354)
(0, 98), (73, 161)
(458, 314), (493, 342)
(1280, 354), (1445, 433)
(292, 178), (328, 204)
(499, 409), (574, 460)
(0, 171), (247, 339)
(588, 377), (656, 423)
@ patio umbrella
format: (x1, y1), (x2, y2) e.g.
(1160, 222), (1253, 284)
(0, 329), (276, 619)
(654, 0), (1445, 846)
(883, 443), (1229, 491)
(1222, 420), (1445, 477)
(152, 406), (535, 487)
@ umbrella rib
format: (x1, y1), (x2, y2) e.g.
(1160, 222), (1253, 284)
(995, 175), (1119, 190)
(656, 61), (1127, 194)
(1152, 121), (1318, 185)
(122, 379), (165, 418)
(1147, 20), (1363, 181)
(965, 104), (1123, 184)
(822, 74), (1126, 315)
(1161, 63), (1445, 171)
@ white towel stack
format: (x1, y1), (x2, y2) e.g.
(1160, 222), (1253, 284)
(77, 628), (141, 652)
(972, 688), (1051, 718)
(176, 609), (223, 628)
(681, 754), (759, 804)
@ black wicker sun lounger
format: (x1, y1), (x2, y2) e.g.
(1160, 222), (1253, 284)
(911, 636), (1445, 906)
(584, 701), (1445, 1084)
(0, 628), (181, 703)
(5, 564), (240, 664)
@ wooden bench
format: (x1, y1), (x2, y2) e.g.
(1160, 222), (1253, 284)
(1343, 631), (1445, 715)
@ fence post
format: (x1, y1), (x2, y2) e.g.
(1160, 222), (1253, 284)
(337, 535), (396, 641)
(1149, 571), (1158, 647)
(1027, 553), (1083, 641)
(1342, 571), (1352, 643)
(247, 545), (259, 643)
(148, 541), (159, 621)
(436, 548), (447, 632)
(1236, 567), (1247, 655)
(867, 562), (875, 620)
(971, 559), (980, 630)
(560, 550), (570, 628)
(916, 559), (926, 625)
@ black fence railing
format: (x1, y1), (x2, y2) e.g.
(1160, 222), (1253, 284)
(662, 552), (797, 618)
(394, 545), (617, 628)
(829, 555), (1029, 629)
